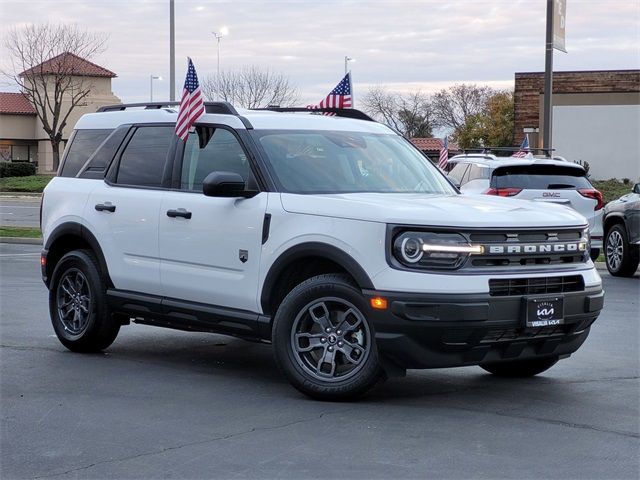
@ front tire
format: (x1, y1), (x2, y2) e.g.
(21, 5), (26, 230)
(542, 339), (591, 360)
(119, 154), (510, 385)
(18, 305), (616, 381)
(272, 274), (384, 400)
(49, 249), (120, 352)
(605, 224), (639, 277)
(480, 356), (559, 378)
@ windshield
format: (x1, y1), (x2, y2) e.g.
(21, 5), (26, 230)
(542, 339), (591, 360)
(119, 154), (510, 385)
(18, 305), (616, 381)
(252, 130), (456, 194)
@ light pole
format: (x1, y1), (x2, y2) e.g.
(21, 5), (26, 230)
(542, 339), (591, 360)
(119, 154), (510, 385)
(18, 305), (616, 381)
(344, 56), (355, 75)
(150, 75), (162, 102)
(212, 27), (229, 78)
(169, 0), (175, 101)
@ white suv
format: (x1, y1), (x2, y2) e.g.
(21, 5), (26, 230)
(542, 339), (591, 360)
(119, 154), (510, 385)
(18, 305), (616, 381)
(40, 103), (604, 400)
(446, 153), (604, 260)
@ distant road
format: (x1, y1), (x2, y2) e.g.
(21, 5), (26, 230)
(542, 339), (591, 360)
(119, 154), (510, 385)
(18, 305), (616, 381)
(0, 197), (41, 227)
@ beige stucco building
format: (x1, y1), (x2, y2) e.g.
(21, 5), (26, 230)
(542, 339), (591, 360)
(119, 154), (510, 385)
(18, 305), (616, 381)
(0, 52), (120, 173)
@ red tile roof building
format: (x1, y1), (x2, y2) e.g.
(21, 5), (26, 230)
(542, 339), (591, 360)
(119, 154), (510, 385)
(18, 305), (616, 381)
(1, 53), (120, 170)
(0, 93), (37, 115)
(19, 52), (117, 78)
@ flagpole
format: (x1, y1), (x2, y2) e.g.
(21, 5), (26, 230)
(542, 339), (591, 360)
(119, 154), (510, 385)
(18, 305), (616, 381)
(542, 0), (554, 151)
(349, 71), (354, 108)
(169, 0), (175, 101)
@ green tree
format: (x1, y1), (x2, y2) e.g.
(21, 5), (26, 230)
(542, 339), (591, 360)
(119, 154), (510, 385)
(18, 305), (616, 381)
(454, 91), (514, 150)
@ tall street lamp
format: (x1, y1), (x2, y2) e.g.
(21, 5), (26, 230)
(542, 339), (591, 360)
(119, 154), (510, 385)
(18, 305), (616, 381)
(212, 26), (229, 78)
(344, 56), (355, 75)
(150, 75), (162, 102)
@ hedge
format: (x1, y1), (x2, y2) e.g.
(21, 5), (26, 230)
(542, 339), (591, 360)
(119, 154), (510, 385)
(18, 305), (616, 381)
(0, 162), (37, 178)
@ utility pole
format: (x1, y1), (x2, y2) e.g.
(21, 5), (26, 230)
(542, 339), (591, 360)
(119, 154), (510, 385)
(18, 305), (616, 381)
(169, 0), (175, 101)
(542, 0), (554, 150)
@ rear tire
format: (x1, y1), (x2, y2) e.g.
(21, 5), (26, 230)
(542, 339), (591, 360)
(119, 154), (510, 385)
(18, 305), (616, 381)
(589, 248), (600, 262)
(272, 274), (384, 400)
(605, 224), (639, 277)
(480, 356), (559, 378)
(49, 249), (120, 352)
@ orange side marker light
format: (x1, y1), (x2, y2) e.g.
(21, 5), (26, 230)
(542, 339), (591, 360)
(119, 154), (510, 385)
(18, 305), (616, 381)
(370, 297), (388, 310)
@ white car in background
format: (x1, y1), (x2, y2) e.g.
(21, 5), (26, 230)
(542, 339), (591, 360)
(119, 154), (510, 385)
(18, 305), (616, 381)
(446, 153), (604, 260)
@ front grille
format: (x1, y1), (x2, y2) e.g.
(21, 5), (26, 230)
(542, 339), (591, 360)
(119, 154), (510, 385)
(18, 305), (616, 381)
(489, 275), (585, 296)
(466, 227), (588, 270)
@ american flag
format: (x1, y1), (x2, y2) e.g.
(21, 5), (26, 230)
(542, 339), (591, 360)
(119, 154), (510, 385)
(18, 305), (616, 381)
(309, 73), (352, 110)
(438, 137), (449, 169)
(512, 135), (530, 158)
(175, 58), (205, 141)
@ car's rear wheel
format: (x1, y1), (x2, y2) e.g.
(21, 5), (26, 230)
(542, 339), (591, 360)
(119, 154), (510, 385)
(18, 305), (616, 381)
(480, 356), (559, 378)
(49, 249), (120, 352)
(605, 224), (639, 277)
(272, 274), (384, 400)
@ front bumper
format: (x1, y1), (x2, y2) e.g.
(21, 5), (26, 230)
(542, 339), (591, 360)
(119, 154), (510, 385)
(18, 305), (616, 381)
(363, 287), (604, 370)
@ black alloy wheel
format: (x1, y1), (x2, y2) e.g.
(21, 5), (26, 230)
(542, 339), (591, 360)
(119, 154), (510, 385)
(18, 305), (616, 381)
(49, 250), (120, 352)
(273, 274), (384, 400)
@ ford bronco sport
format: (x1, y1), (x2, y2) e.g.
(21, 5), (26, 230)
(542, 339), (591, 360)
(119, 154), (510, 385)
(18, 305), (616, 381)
(41, 102), (604, 400)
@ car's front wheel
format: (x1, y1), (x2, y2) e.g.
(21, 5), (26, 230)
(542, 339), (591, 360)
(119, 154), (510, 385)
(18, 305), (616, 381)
(49, 249), (120, 352)
(480, 356), (559, 378)
(272, 274), (384, 400)
(605, 224), (639, 277)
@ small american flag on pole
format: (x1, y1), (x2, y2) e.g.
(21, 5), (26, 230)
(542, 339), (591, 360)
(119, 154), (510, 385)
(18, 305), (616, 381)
(308, 73), (352, 110)
(438, 137), (449, 169)
(175, 58), (205, 141)
(512, 134), (530, 158)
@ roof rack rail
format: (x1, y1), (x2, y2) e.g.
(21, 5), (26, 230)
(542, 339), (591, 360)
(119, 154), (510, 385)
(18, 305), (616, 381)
(460, 146), (556, 157)
(97, 101), (239, 115)
(251, 106), (375, 122)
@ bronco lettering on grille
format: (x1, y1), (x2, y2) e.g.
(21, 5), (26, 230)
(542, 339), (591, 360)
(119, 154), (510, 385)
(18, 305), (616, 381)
(487, 243), (585, 255)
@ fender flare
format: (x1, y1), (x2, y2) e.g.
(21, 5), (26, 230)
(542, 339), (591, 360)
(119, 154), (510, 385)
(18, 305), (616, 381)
(260, 242), (374, 312)
(43, 222), (111, 287)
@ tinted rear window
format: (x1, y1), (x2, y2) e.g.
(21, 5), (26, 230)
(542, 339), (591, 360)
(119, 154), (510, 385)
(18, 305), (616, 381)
(60, 129), (112, 177)
(79, 127), (129, 179)
(491, 165), (591, 190)
(115, 126), (173, 187)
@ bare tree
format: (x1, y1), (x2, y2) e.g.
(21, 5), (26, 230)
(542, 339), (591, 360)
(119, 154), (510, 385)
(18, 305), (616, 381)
(361, 86), (435, 138)
(431, 83), (495, 133)
(3, 24), (107, 170)
(201, 66), (299, 108)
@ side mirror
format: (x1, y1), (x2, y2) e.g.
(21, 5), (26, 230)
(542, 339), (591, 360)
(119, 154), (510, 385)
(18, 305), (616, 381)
(202, 171), (257, 198)
(633, 183), (640, 194)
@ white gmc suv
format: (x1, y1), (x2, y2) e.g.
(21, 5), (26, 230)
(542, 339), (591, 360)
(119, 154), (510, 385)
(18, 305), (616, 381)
(41, 102), (604, 400)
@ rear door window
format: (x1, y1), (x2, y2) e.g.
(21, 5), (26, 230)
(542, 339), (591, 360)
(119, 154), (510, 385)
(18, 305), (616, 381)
(491, 165), (591, 190)
(115, 126), (173, 187)
(467, 164), (490, 181)
(448, 163), (469, 184)
(59, 129), (112, 177)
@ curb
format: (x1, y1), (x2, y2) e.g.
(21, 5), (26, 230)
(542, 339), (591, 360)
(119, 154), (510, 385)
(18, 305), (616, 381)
(0, 192), (43, 199)
(0, 236), (43, 245)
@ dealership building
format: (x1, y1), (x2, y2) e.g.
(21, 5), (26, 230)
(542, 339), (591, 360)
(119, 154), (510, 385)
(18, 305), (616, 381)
(514, 69), (640, 181)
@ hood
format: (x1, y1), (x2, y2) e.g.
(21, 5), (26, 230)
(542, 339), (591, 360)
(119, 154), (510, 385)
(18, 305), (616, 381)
(279, 192), (588, 228)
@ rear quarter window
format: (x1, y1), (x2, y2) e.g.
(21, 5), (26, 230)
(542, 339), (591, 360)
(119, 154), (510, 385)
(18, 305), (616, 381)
(79, 127), (129, 179)
(491, 165), (591, 190)
(59, 129), (113, 177)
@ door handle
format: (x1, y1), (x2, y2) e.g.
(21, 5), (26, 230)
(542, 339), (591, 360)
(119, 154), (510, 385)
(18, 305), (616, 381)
(166, 208), (192, 219)
(95, 203), (116, 212)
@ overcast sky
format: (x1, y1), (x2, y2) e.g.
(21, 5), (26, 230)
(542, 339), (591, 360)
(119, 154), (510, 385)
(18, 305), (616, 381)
(1, 0), (638, 104)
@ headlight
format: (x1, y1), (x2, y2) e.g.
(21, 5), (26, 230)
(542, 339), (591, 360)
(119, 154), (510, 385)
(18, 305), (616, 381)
(393, 231), (483, 270)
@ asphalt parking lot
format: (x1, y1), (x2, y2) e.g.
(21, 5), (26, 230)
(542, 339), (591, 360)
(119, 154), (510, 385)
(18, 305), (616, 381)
(1, 242), (638, 480)
(0, 197), (41, 228)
